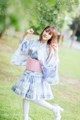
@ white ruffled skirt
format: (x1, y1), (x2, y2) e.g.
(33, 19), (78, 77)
(11, 70), (53, 100)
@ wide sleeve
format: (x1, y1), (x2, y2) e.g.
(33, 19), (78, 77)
(10, 37), (31, 66)
(42, 46), (60, 85)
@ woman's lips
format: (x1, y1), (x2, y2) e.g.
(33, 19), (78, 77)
(43, 35), (47, 38)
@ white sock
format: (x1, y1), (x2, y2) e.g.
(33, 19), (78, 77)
(23, 98), (30, 120)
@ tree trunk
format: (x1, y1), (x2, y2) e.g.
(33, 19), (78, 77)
(70, 23), (78, 47)
(0, 28), (6, 39)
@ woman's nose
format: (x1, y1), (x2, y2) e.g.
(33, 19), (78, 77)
(45, 32), (49, 36)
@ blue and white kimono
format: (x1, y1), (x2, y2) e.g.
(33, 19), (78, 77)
(11, 37), (59, 100)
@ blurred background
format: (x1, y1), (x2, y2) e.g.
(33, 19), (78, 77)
(0, 0), (80, 120)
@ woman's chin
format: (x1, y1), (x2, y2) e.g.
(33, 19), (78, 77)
(42, 37), (48, 42)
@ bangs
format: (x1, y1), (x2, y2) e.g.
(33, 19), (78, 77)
(45, 27), (57, 36)
(46, 28), (53, 33)
(39, 25), (58, 43)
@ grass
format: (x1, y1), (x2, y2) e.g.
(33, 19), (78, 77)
(59, 46), (80, 79)
(0, 35), (80, 120)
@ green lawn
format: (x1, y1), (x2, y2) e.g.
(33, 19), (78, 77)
(0, 36), (80, 120)
(59, 46), (80, 79)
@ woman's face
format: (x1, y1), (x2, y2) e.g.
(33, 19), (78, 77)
(41, 29), (53, 43)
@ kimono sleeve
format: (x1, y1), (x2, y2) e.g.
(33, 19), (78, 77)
(42, 47), (60, 85)
(10, 37), (31, 66)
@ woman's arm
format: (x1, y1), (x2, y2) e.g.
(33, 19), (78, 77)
(20, 28), (34, 43)
(41, 45), (59, 85)
(10, 29), (34, 66)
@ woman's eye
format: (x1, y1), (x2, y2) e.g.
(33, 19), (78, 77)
(45, 30), (48, 33)
(48, 32), (52, 35)
(45, 30), (49, 32)
(45, 31), (50, 34)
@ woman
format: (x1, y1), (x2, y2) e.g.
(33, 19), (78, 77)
(10, 26), (64, 120)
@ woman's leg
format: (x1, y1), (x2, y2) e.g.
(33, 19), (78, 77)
(32, 100), (64, 120)
(22, 98), (64, 120)
(22, 98), (30, 120)
(33, 99), (53, 110)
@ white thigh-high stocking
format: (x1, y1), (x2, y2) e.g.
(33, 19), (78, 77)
(22, 99), (64, 120)
(33, 100), (53, 110)
(32, 100), (64, 120)
(23, 98), (30, 120)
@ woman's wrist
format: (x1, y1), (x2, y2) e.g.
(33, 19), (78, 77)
(26, 28), (34, 34)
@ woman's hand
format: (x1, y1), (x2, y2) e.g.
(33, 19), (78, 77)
(26, 28), (34, 34)
(50, 38), (57, 45)
(20, 28), (34, 43)
(49, 39), (57, 52)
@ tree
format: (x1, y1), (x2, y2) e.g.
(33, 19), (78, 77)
(29, 1), (65, 34)
(28, 0), (79, 34)
(0, 0), (79, 38)
(0, 0), (8, 38)
(70, 16), (80, 43)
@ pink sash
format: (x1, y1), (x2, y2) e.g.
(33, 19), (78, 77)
(26, 58), (42, 73)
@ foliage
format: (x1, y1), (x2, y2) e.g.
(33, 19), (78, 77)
(77, 36), (80, 41)
(0, 0), (8, 36)
(29, 1), (65, 34)
(0, 0), (80, 36)
(69, 16), (80, 41)
(28, 0), (79, 34)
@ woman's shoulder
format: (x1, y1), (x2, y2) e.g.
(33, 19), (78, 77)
(29, 38), (39, 45)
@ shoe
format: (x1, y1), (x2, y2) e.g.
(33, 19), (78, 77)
(52, 104), (64, 120)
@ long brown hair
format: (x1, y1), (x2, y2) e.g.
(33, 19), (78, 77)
(39, 26), (60, 53)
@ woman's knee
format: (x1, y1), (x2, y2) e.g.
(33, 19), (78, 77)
(23, 98), (30, 103)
